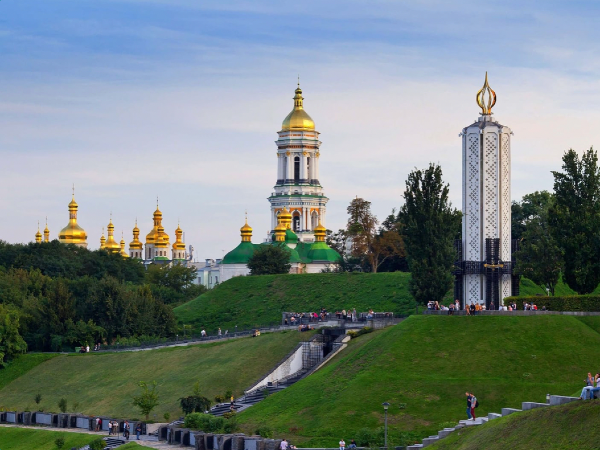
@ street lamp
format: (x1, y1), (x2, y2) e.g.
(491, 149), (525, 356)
(382, 402), (390, 449)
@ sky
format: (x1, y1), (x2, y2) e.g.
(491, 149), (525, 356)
(2, 0), (600, 260)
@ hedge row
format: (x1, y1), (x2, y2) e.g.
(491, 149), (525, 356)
(504, 295), (600, 312)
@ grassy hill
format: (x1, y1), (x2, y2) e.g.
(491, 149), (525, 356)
(174, 272), (415, 332)
(429, 401), (600, 450)
(0, 331), (308, 419)
(235, 315), (600, 447)
(174, 272), (589, 333)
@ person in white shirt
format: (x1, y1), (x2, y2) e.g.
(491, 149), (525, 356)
(339, 439), (346, 450)
(280, 439), (288, 450)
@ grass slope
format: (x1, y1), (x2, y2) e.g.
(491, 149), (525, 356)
(429, 401), (600, 450)
(0, 353), (57, 391)
(0, 331), (308, 419)
(174, 272), (415, 332)
(235, 315), (600, 447)
(0, 427), (96, 450)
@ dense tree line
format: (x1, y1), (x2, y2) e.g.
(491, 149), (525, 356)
(0, 241), (205, 361)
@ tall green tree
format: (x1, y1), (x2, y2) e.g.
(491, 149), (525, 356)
(132, 381), (160, 420)
(549, 148), (600, 294)
(514, 191), (562, 295)
(398, 163), (461, 304)
(0, 304), (27, 367)
(247, 245), (291, 275)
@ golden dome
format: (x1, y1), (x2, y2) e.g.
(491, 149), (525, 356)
(240, 215), (253, 243)
(274, 216), (287, 242)
(313, 219), (326, 242)
(35, 222), (42, 244)
(146, 201), (169, 244)
(43, 219), (50, 243)
(281, 84), (315, 131)
(129, 220), (143, 250)
(173, 225), (186, 250)
(120, 233), (129, 258)
(59, 193), (88, 247)
(104, 218), (121, 253)
(279, 207), (293, 230)
(100, 228), (106, 249)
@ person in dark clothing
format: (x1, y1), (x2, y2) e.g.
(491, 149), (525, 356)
(465, 392), (472, 419)
(469, 303), (476, 316)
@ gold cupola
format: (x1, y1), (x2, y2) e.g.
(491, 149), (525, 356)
(120, 232), (129, 258)
(313, 219), (326, 242)
(240, 215), (253, 243)
(146, 200), (169, 245)
(43, 219), (50, 243)
(35, 222), (42, 244)
(173, 224), (186, 251)
(58, 188), (88, 248)
(279, 207), (293, 230)
(281, 83), (315, 131)
(100, 227), (106, 249)
(274, 216), (287, 242)
(129, 221), (143, 248)
(104, 217), (121, 253)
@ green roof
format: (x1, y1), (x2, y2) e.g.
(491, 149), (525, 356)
(307, 241), (342, 263)
(222, 242), (256, 264)
(285, 229), (298, 244)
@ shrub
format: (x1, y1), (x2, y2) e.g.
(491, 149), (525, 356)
(54, 436), (65, 449)
(164, 412), (171, 422)
(34, 393), (42, 405)
(184, 413), (224, 432)
(223, 419), (239, 433)
(504, 295), (600, 312)
(222, 411), (236, 420)
(89, 438), (105, 450)
(255, 425), (274, 438)
(58, 398), (67, 413)
(355, 427), (384, 447)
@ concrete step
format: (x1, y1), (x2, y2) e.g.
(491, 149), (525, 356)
(549, 395), (580, 406)
(407, 445), (423, 450)
(422, 435), (439, 447)
(488, 412), (502, 420)
(437, 428), (455, 439)
(501, 408), (522, 416)
(522, 402), (549, 411)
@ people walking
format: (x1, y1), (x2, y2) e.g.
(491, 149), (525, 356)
(470, 393), (477, 420)
(465, 392), (472, 419)
(108, 420), (112, 435)
(123, 420), (130, 440)
(136, 423), (142, 440)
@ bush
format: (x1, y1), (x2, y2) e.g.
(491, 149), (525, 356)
(504, 295), (600, 312)
(355, 427), (384, 447)
(89, 438), (105, 450)
(223, 419), (239, 433)
(347, 327), (374, 339)
(255, 425), (274, 438)
(58, 398), (67, 413)
(54, 436), (65, 449)
(184, 413), (225, 432)
(222, 411), (236, 420)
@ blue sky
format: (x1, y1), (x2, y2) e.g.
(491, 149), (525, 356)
(2, 0), (600, 258)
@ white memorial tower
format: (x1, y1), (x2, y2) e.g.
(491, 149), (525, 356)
(455, 73), (517, 308)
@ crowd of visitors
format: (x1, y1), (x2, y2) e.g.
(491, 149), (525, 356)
(427, 299), (548, 314)
(579, 372), (600, 400)
(284, 308), (392, 325)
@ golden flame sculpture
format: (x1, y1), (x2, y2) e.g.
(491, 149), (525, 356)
(476, 72), (496, 115)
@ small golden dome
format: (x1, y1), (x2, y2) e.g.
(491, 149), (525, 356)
(279, 207), (293, 230)
(104, 218), (121, 253)
(35, 223), (42, 244)
(100, 228), (106, 249)
(240, 216), (253, 243)
(281, 84), (315, 131)
(130, 221), (143, 250)
(173, 224), (186, 250)
(120, 233), (129, 258)
(314, 219), (326, 242)
(274, 216), (287, 242)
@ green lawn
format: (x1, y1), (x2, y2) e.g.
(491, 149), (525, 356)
(429, 401), (600, 450)
(235, 315), (600, 447)
(0, 331), (309, 419)
(174, 272), (416, 332)
(0, 427), (96, 450)
(0, 353), (57, 391)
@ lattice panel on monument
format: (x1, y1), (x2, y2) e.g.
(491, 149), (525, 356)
(484, 134), (498, 238)
(485, 238), (500, 308)
(467, 135), (480, 259)
(501, 134), (511, 259)
(302, 340), (323, 370)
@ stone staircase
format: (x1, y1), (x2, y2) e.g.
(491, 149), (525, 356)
(78, 437), (129, 449)
(406, 395), (580, 449)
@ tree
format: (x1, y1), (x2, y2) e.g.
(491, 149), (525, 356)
(513, 191), (562, 295)
(247, 245), (291, 275)
(0, 304), (27, 367)
(398, 163), (461, 305)
(58, 398), (68, 413)
(346, 198), (405, 273)
(180, 382), (212, 415)
(132, 381), (160, 420)
(549, 148), (600, 294)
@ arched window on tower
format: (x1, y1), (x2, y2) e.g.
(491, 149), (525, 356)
(284, 156), (288, 180)
(311, 212), (318, 230)
(294, 156), (300, 182)
(307, 157), (311, 181)
(293, 213), (300, 232)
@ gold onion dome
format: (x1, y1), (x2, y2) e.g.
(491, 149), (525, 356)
(279, 207), (293, 230)
(146, 202), (169, 244)
(281, 83), (315, 131)
(35, 223), (42, 243)
(173, 224), (186, 250)
(476, 72), (496, 115)
(130, 221), (143, 249)
(240, 216), (253, 242)
(120, 233), (129, 258)
(58, 191), (88, 246)
(104, 218), (121, 253)
(43, 219), (50, 242)
(274, 216), (287, 242)
(313, 219), (326, 242)
(100, 228), (106, 249)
